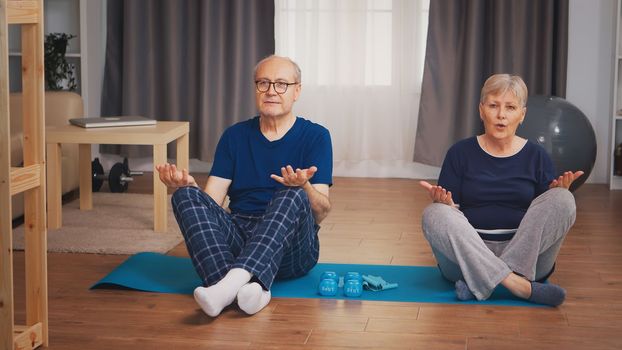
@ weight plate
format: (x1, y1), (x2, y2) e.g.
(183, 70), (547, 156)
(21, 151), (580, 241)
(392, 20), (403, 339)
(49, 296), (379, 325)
(91, 158), (104, 192)
(108, 162), (129, 193)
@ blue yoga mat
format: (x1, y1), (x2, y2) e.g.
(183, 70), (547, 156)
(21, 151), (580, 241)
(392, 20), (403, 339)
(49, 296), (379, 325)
(91, 252), (541, 307)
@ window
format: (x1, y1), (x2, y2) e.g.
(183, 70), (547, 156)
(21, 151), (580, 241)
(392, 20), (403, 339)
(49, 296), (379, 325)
(276, 0), (429, 86)
(275, 0), (432, 178)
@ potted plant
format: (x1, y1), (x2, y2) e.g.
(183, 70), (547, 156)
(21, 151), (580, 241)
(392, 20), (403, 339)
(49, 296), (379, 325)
(44, 32), (77, 91)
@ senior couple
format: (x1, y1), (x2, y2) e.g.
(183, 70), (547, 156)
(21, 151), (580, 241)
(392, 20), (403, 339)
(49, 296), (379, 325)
(156, 55), (582, 317)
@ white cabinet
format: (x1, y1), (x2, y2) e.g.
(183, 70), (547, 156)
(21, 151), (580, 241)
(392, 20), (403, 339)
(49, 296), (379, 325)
(611, 0), (622, 190)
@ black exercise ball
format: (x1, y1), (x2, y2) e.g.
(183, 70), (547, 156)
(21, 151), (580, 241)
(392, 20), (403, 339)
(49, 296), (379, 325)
(517, 95), (596, 192)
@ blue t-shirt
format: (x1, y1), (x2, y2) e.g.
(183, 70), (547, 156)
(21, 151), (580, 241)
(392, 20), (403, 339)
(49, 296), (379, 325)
(438, 136), (555, 230)
(210, 116), (333, 214)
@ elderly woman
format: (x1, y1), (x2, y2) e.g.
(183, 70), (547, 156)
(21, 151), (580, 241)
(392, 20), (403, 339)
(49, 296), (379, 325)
(419, 74), (583, 306)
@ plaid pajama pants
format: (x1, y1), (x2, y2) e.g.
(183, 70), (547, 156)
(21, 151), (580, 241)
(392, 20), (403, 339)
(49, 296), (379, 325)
(171, 186), (320, 290)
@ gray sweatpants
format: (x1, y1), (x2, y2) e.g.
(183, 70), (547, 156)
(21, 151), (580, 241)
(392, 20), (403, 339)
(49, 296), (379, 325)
(421, 187), (576, 300)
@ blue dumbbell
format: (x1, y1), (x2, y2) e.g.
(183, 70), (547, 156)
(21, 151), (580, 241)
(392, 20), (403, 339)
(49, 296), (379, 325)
(344, 279), (362, 297)
(321, 271), (339, 283)
(318, 278), (338, 296)
(345, 271), (362, 284)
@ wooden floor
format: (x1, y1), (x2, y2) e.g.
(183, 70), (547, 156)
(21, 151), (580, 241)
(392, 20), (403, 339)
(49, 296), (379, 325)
(11, 175), (622, 349)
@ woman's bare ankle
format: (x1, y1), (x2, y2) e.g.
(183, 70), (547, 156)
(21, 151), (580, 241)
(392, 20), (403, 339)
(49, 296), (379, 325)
(501, 273), (532, 299)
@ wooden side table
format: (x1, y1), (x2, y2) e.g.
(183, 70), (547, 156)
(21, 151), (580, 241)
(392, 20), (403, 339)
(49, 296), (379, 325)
(46, 121), (189, 232)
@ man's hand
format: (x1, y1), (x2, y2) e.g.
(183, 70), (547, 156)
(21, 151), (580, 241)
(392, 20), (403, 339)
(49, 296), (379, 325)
(419, 180), (456, 207)
(155, 163), (198, 189)
(549, 170), (584, 190)
(271, 165), (317, 187)
(270, 165), (330, 223)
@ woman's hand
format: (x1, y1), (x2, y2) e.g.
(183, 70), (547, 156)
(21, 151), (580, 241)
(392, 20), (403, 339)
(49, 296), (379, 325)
(419, 181), (456, 207)
(155, 163), (198, 189)
(548, 170), (584, 190)
(271, 165), (317, 187)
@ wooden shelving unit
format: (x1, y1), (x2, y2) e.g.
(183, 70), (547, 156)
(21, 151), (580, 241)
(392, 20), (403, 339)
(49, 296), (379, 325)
(1, 0), (48, 349)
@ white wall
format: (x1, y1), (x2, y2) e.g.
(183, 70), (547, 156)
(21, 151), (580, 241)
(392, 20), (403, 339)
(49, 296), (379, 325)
(566, 0), (617, 184)
(81, 1), (109, 164)
(82, 0), (106, 119)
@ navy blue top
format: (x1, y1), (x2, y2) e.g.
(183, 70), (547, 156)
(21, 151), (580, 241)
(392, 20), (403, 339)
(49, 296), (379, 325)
(210, 116), (333, 214)
(438, 137), (555, 230)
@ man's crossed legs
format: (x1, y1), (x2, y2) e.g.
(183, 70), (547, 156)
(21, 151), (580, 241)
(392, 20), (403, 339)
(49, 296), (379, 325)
(172, 186), (319, 316)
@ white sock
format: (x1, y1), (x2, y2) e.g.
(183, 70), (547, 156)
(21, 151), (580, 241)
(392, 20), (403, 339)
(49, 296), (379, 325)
(193, 268), (251, 317)
(237, 282), (272, 315)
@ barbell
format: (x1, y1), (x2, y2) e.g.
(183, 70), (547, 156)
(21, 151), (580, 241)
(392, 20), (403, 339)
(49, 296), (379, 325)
(91, 157), (143, 193)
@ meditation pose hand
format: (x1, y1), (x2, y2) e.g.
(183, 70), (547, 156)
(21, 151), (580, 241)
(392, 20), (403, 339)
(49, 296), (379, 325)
(419, 180), (456, 208)
(271, 165), (317, 187)
(549, 170), (584, 190)
(155, 163), (197, 189)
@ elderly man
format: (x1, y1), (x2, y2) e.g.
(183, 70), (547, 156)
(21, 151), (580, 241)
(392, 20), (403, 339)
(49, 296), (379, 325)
(156, 55), (333, 317)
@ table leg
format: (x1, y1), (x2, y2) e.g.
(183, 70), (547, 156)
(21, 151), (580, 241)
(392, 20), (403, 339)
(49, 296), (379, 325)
(176, 132), (189, 173)
(78, 144), (92, 210)
(153, 144), (167, 232)
(46, 143), (61, 229)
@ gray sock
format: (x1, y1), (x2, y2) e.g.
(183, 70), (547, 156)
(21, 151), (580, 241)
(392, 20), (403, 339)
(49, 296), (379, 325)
(455, 280), (476, 301)
(528, 282), (566, 307)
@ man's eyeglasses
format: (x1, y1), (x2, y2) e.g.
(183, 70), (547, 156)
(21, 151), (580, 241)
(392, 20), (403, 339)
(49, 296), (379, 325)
(255, 80), (299, 94)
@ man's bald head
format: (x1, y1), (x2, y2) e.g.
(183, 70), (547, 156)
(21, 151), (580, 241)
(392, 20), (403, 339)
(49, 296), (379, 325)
(254, 55), (301, 83)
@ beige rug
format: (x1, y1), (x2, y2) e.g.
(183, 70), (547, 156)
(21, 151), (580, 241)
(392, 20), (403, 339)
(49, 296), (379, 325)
(13, 193), (184, 255)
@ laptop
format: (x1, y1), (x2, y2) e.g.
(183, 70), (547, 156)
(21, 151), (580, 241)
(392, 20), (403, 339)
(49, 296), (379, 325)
(69, 116), (157, 128)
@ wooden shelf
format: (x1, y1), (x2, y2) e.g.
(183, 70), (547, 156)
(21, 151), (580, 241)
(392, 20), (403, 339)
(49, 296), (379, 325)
(1, 0), (48, 348)
(7, 0), (41, 24)
(10, 164), (42, 195)
(13, 323), (43, 350)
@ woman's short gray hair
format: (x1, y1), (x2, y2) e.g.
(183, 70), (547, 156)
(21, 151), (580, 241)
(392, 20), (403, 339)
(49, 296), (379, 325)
(254, 55), (302, 83)
(480, 74), (528, 107)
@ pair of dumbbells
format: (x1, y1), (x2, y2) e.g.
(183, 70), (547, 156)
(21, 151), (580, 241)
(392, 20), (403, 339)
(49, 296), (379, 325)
(91, 157), (143, 193)
(318, 271), (363, 297)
